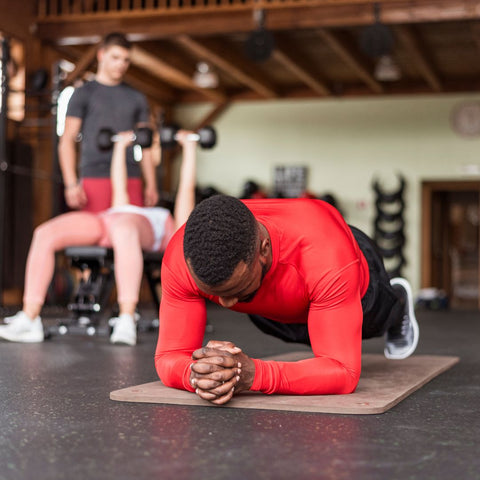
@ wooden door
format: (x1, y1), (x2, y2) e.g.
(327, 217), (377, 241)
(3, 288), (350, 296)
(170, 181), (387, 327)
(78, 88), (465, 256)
(422, 181), (480, 310)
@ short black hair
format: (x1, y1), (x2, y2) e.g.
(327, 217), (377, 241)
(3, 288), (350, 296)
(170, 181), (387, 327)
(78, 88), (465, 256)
(101, 32), (132, 50)
(183, 195), (258, 287)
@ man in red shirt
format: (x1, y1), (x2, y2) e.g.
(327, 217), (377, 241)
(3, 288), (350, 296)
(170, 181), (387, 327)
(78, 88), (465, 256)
(155, 195), (419, 405)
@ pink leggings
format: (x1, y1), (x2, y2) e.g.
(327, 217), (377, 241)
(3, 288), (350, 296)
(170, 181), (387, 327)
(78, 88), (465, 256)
(23, 211), (155, 307)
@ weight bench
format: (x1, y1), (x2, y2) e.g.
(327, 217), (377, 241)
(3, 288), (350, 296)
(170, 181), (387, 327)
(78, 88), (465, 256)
(50, 246), (163, 337)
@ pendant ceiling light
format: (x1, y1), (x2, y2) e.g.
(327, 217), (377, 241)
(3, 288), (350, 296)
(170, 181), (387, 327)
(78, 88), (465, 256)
(245, 9), (275, 63)
(359, 3), (401, 82)
(192, 61), (219, 89)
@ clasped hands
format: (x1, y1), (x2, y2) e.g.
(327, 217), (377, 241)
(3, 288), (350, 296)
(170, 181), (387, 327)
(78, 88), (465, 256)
(190, 340), (255, 405)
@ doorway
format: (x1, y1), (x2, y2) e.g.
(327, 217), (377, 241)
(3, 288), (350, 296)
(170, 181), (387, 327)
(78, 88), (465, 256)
(422, 181), (480, 310)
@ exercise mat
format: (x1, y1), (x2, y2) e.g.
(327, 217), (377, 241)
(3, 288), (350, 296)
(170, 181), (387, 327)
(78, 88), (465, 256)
(110, 353), (459, 414)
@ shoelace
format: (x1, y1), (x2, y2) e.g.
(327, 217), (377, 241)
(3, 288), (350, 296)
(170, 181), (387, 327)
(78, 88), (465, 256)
(400, 315), (410, 336)
(389, 314), (409, 339)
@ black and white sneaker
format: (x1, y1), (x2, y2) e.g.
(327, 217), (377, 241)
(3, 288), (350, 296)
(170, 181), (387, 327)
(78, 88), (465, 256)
(384, 277), (419, 360)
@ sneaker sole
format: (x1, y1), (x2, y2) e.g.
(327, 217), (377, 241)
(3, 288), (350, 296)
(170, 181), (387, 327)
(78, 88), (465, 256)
(110, 340), (136, 346)
(384, 277), (419, 360)
(0, 331), (44, 343)
(110, 334), (136, 346)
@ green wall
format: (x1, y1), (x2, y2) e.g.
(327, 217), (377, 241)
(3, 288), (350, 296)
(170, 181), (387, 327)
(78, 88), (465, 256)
(175, 93), (480, 292)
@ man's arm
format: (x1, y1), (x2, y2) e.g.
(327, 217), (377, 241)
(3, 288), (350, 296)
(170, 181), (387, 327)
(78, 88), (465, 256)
(250, 295), (363, 395)
(154, 255), (208, 390)
(58, 116), (87, 209)
(191, 299), (362, 404)
(155, 257), (249, 400)
(191, 265), (364, 403)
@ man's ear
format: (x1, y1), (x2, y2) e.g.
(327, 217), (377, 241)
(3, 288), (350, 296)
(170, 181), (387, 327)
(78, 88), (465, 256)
(97, 48), (104, 63)
(185, 257), (194, 274)
(259, 237), (270, 259)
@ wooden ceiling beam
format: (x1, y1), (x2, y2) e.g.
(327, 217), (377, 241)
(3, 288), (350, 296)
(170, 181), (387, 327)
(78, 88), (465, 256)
(33, 1), (480, 43)
(174, 35), (279, 99)
(272, 49), (330, 96)
(62, 43), (98, 86)
(0, 0), (37, 39)
(35, 0), (480, 16)
(123, 72), (177, 107)
(393, 25), (443, 92)
(130, 45), (227, 103)
(272, 35), (331, 96)
(316, 29), (384, 94)
(225, 79), (479, 102)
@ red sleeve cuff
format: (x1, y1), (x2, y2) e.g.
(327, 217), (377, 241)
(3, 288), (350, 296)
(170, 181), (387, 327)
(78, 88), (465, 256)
(251, 358), (280, 394)
(250, 358), (264, 391)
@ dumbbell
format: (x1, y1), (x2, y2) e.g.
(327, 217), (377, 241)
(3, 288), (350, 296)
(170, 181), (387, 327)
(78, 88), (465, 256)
(97, 127), (153, 151)
(160, 125), (217, 150)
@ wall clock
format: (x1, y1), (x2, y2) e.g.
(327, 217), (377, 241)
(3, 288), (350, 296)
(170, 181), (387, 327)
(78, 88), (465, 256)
(450, 101), (480, 137)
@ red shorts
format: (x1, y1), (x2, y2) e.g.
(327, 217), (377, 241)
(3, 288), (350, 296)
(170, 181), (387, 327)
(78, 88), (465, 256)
(81, 177), (144, 213)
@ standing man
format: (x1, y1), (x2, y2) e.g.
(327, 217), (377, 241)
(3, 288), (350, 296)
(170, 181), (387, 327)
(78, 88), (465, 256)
(155, 195), (419, 405)
(58, 32), (158, 212)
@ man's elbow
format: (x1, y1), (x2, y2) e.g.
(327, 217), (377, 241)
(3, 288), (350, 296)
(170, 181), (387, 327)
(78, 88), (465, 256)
(155, 355), (190, 391)
(155, 357), (172, 386)
(158, 373), (175, 389)
(339, 369), (360, 394)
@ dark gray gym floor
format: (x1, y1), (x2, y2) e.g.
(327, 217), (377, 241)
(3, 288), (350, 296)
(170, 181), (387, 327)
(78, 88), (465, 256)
(1, 304), (479, 480)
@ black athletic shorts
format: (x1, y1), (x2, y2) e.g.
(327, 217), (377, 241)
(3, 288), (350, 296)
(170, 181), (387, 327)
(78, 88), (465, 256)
(248, 225), (403, 344)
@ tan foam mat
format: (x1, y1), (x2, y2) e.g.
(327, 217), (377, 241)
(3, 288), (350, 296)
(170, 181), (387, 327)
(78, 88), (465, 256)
(110, 353), (459, 414)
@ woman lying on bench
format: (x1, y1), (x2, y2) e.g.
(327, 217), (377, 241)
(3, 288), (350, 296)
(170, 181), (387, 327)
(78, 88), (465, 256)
(0, 129), (198, 345)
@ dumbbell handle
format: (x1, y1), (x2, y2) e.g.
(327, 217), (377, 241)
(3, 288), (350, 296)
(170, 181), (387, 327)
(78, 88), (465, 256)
(111, 133), (137, 143)
(160, 125), (216, 150)
(112, 131), (194, 143)
(176, 133), (201, 142)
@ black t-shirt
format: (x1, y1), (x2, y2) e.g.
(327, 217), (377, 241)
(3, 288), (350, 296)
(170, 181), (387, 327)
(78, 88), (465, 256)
(66, 80), (150, 178)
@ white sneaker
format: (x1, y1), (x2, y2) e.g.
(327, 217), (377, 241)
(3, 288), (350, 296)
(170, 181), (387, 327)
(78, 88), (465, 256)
(384, 278), (419, 359)
(110, 313), (137, 346)
(0, 311), (44, 343)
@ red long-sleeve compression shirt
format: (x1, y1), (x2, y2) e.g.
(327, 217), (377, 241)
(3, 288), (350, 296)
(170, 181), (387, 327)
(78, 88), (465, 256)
(155, 199), (369, 395)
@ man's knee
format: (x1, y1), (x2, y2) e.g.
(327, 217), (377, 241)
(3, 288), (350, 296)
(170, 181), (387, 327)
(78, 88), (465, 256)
(361, 281), (401, 339)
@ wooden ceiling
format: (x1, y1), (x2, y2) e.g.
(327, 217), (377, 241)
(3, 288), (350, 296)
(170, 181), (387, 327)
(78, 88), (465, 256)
(31, 0), (480, 107)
